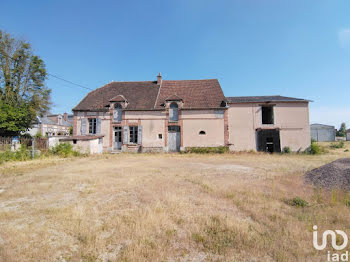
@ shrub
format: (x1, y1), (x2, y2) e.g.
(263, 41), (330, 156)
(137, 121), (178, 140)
(282, 146), (291, 154)
(185, 146), (229, 154)
(0, 145), (32, 164)
(305, 141), (323, 155)
(49, 143), (80, 157)
(286, 197), (309, 207)
(330, 141), (345, 149)
(34, 132), (43, 139)
(345, 198), (350, 207)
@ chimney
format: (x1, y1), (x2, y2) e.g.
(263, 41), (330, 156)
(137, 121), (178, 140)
(157, 72), (162, 85)
(63, 112), (68, 121)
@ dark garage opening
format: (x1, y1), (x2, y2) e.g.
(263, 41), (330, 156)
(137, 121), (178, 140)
(257, 129), (281, 153)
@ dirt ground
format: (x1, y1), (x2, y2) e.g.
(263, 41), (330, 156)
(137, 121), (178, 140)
(1, 143), (350, 261)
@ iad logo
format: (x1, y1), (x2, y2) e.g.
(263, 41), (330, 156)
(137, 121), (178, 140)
(313, 225), (349, 261)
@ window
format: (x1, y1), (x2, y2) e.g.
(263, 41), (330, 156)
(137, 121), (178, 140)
(89, 118), (97, 134)
(168, 125), (180, 132)
(262, 106), (274, 125)
(158, 134), (162, 139)
(199, 131), (206, 135)
(113, 103), (122, 122)
(73, 139), (77, 144)
(129, 126), (138, 143)
(169, 102), (178, 122)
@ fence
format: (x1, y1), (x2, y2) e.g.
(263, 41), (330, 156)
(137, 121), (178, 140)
(0, 137), (48, 151)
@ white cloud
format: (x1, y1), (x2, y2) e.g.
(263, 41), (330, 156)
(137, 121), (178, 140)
(338, 29), (350, 47)
(310, 106), (350, 128)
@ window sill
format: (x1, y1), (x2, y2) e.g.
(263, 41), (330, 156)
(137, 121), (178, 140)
(127, 144), (139, 147)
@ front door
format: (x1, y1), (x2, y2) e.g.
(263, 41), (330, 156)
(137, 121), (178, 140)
(114, 127), (122, 150)
(168, 126), (180, 152)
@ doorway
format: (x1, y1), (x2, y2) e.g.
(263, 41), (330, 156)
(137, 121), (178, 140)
(257, 129), (281, 153)
(114, 126), (122, 150)
(168, 125), (180, 152)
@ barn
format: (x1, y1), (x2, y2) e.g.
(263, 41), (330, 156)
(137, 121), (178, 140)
(310, 124), (336, 142)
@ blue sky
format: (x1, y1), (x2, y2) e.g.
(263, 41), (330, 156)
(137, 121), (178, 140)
(1, 0), (350, 128)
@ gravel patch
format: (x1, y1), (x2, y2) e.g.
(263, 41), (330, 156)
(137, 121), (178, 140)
(305, 158), (350, 190)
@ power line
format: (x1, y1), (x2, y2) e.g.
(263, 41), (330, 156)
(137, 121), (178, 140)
(0, 52), (93, 91)
(47, 73), (92, 91)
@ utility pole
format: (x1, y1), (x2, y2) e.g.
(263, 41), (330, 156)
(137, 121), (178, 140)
(32, 138), (35, 159)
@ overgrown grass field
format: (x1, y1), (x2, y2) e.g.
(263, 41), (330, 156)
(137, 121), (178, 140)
(0, 142), (350, 261)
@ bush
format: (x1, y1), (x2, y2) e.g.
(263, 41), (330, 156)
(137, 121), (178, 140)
(305, 141), (323, 155)
(49, 143), (80, 157)
(282, 146), (291, 154)
(345, 198), (350, 207)
(34, 132), (43, 139)
(0, 145), (32, 164)
(185, 146), (229, 154)
(287, 197), (309, 207)
(330, 141), (345, 149)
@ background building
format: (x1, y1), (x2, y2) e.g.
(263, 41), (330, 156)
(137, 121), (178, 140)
(310, 123), (336, 142)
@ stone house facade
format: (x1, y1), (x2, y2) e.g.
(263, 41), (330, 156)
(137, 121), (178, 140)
(72, 74), (310, 153)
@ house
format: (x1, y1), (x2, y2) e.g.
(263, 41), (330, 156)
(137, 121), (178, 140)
(346, 129), (350, 141)
(72, 73), (311, 153)
(227, 96), (311, 152)
(310, 124), (336, 142)
(28, 113), (72, 137)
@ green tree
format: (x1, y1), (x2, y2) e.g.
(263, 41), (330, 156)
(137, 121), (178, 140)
(337, 122), (347, 137)
(0, 30), (51, 136)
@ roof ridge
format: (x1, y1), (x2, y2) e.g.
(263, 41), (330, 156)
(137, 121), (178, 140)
(163, 78), (218, 82)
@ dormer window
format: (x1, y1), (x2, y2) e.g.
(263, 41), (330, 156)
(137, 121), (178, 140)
(169, 102), (178, 122)
(113, 103), (122, 122)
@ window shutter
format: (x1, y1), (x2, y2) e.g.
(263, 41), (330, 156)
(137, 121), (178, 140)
(96, 118), (101, 134)
(81, 118), (86, 135)
(123, 126), (128, 144)
(137, 126), (142, 145)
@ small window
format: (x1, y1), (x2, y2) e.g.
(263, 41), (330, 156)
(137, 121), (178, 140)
(73, 139), (77, 144)
(113, 103), (122, 122)
(129, 126), (138, 143)
(89, 118), (97, 134)
(169, 102), (178, 122)
(262, 106), (274, 125)
(199, 131), (206, 135)
(158, 134), (162, 139)
(168, 126), (180, 132)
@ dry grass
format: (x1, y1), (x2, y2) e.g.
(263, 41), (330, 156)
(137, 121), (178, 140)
(1, 143), (350, 261)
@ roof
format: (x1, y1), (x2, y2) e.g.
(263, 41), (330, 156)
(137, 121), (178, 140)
(109, 95), (127, 102)
(60, 135), (104, 141)
(165, 94), (183, 101)
(225, 95), (310, 104)
(73, 79), (226, 111)
(38, 116), (72, 127)
(73, 81), (159, 111)
(310, 124), (335, 129)
(155, 79), (225, 109)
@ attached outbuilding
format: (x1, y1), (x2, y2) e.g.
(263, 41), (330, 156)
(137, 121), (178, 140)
(59, 135), (104, 154)
(310, 124), (336, 142)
